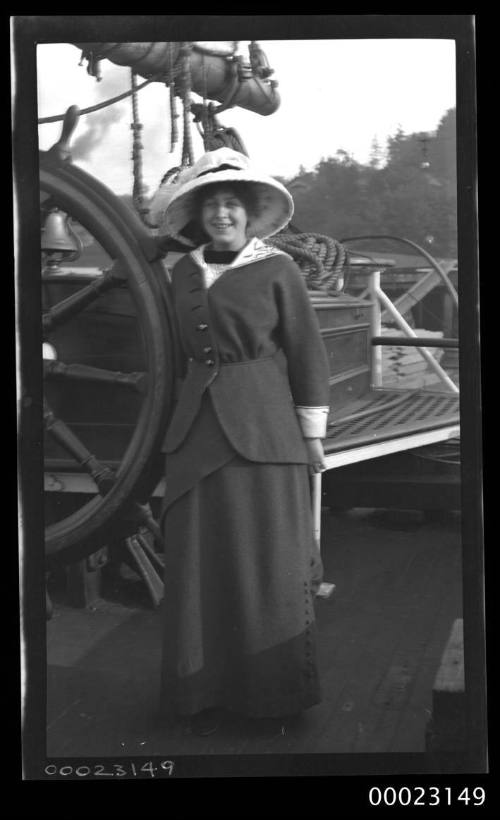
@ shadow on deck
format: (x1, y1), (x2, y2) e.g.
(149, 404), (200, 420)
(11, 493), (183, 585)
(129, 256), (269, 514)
(46, 507), (463, 773)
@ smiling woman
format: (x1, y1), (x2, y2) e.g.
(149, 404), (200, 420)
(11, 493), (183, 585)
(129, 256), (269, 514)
(15, 15), (484, 781)
(154, 147), (331, 732)
(200, 188), (250, 251)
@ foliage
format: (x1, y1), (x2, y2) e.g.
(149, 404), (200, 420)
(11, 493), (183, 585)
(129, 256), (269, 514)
(287, 109), (457, 258)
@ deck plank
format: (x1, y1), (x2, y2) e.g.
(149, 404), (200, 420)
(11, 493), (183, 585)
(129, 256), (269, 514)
(299, 516), (457, 753)
(392, 551), (462, 753)
(354, 547), (461, 753)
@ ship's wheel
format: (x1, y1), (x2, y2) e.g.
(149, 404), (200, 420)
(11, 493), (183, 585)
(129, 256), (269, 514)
(41, 141), (176, 568)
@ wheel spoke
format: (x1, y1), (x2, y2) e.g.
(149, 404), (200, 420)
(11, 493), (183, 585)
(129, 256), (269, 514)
(42, 263), (127, 333)
(124, 535), (164, 607)
(44, 360), (148, 393)
(40, 157), (174, 561)
(136, 530), (165, 574)
(43, 399), (116, 495)
(134, 502), (164, 548)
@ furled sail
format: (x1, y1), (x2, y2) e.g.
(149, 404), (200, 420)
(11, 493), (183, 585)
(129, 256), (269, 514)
(73, 41), (280, 116)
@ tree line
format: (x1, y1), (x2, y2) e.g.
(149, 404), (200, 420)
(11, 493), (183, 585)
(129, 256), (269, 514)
(282, 108), (457, 259)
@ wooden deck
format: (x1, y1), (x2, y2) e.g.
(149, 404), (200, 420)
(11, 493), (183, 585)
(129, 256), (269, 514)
(46, 506), (463, 769)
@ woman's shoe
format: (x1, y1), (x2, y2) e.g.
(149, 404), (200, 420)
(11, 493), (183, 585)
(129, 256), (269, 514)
(188, 708), (221, 736)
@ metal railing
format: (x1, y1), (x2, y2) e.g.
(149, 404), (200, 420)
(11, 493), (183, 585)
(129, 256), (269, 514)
(368, 268), (459, 393)
(339, 235), (459, 395)
(342, 235), (459, 307)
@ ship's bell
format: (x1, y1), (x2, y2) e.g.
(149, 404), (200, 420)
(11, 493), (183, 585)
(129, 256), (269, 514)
(41, 209), (82, 265)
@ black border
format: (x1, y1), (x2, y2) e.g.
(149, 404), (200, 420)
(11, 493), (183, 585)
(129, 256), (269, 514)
(13, 13), (486, 798)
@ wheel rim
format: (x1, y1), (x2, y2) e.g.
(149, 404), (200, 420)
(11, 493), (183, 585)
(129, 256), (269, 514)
(41, 156), (175, 564)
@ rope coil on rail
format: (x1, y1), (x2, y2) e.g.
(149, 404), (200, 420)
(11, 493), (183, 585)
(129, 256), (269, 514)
(268, 231), (349, 294)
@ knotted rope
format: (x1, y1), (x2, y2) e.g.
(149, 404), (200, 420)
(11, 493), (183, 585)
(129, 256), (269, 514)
(179, 43), (195, 168)
(192, 101), (249, 155)
(130, 69), (154, 226)
(167, 44), (180, 152)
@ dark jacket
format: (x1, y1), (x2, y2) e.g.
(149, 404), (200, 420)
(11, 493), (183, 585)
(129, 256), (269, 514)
(162, 248), (330, 464)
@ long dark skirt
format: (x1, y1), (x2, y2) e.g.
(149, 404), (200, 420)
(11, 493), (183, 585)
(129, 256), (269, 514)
(160, 455), (323, 719)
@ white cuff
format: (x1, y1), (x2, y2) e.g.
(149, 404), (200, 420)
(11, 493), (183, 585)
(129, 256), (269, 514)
(295, 406), (329, 439)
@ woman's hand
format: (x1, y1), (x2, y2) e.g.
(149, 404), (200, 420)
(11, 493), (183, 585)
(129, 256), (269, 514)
(305, 438), (326, 474)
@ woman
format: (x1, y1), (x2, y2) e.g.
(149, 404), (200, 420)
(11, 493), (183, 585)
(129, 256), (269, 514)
(153, 148), (330, 735)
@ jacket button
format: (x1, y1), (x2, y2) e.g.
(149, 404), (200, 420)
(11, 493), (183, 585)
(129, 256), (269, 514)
(205, 359), (215, 367)
(203, 346), (213, 354)
(196, 323), (208, 331)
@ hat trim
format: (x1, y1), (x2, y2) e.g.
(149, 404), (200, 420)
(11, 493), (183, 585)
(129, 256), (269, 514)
(156, 168), (294, 241)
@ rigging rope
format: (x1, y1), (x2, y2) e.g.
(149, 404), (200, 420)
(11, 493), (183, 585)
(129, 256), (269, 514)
(192, 101), (248, 155)
(39, 44), (189, 124)
(130, 69), (152, 226)
(41, 41), (348, 293)
(180, 43), (195, 168)
(38, 74), (166, 124)
(168, 44), (179, 152)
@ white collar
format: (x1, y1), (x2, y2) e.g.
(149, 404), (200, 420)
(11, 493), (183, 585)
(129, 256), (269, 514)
(190, 237), (289, 273)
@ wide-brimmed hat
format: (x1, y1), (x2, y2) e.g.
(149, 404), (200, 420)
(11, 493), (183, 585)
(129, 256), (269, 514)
(150, 148), (294, 244)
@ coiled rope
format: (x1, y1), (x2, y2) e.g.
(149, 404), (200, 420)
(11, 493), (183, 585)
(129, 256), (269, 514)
(268, 231), (349, 294)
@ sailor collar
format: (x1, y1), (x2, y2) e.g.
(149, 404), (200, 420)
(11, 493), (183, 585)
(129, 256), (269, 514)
(190, 236), (289, 277)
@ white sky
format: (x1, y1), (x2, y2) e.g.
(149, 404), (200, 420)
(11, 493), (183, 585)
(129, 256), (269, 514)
(36, 40), (456, 196)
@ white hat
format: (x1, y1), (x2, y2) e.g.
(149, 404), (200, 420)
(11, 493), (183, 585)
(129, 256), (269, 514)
(150, 148), (294, 245)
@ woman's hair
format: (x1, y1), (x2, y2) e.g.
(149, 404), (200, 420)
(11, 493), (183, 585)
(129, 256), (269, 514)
(193, 181), (261, 222)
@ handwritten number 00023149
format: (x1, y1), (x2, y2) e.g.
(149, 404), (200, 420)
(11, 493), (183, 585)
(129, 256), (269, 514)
(44, 761), (175, 778)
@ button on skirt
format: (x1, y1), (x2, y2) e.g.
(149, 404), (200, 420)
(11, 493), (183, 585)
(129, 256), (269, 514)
(160, 450), (323, 719)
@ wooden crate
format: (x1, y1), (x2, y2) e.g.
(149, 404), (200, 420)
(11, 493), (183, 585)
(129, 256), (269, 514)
(312, 295), (372, 413)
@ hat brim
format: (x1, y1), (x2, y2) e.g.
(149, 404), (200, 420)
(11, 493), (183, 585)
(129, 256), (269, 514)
(153, 170), (294, 243)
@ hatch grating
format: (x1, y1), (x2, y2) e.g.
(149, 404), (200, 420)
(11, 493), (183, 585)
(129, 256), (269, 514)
(325, 389), (459, 453)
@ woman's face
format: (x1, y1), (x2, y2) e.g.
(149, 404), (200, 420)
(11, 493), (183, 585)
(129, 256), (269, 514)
(200, 187), (249, 251)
